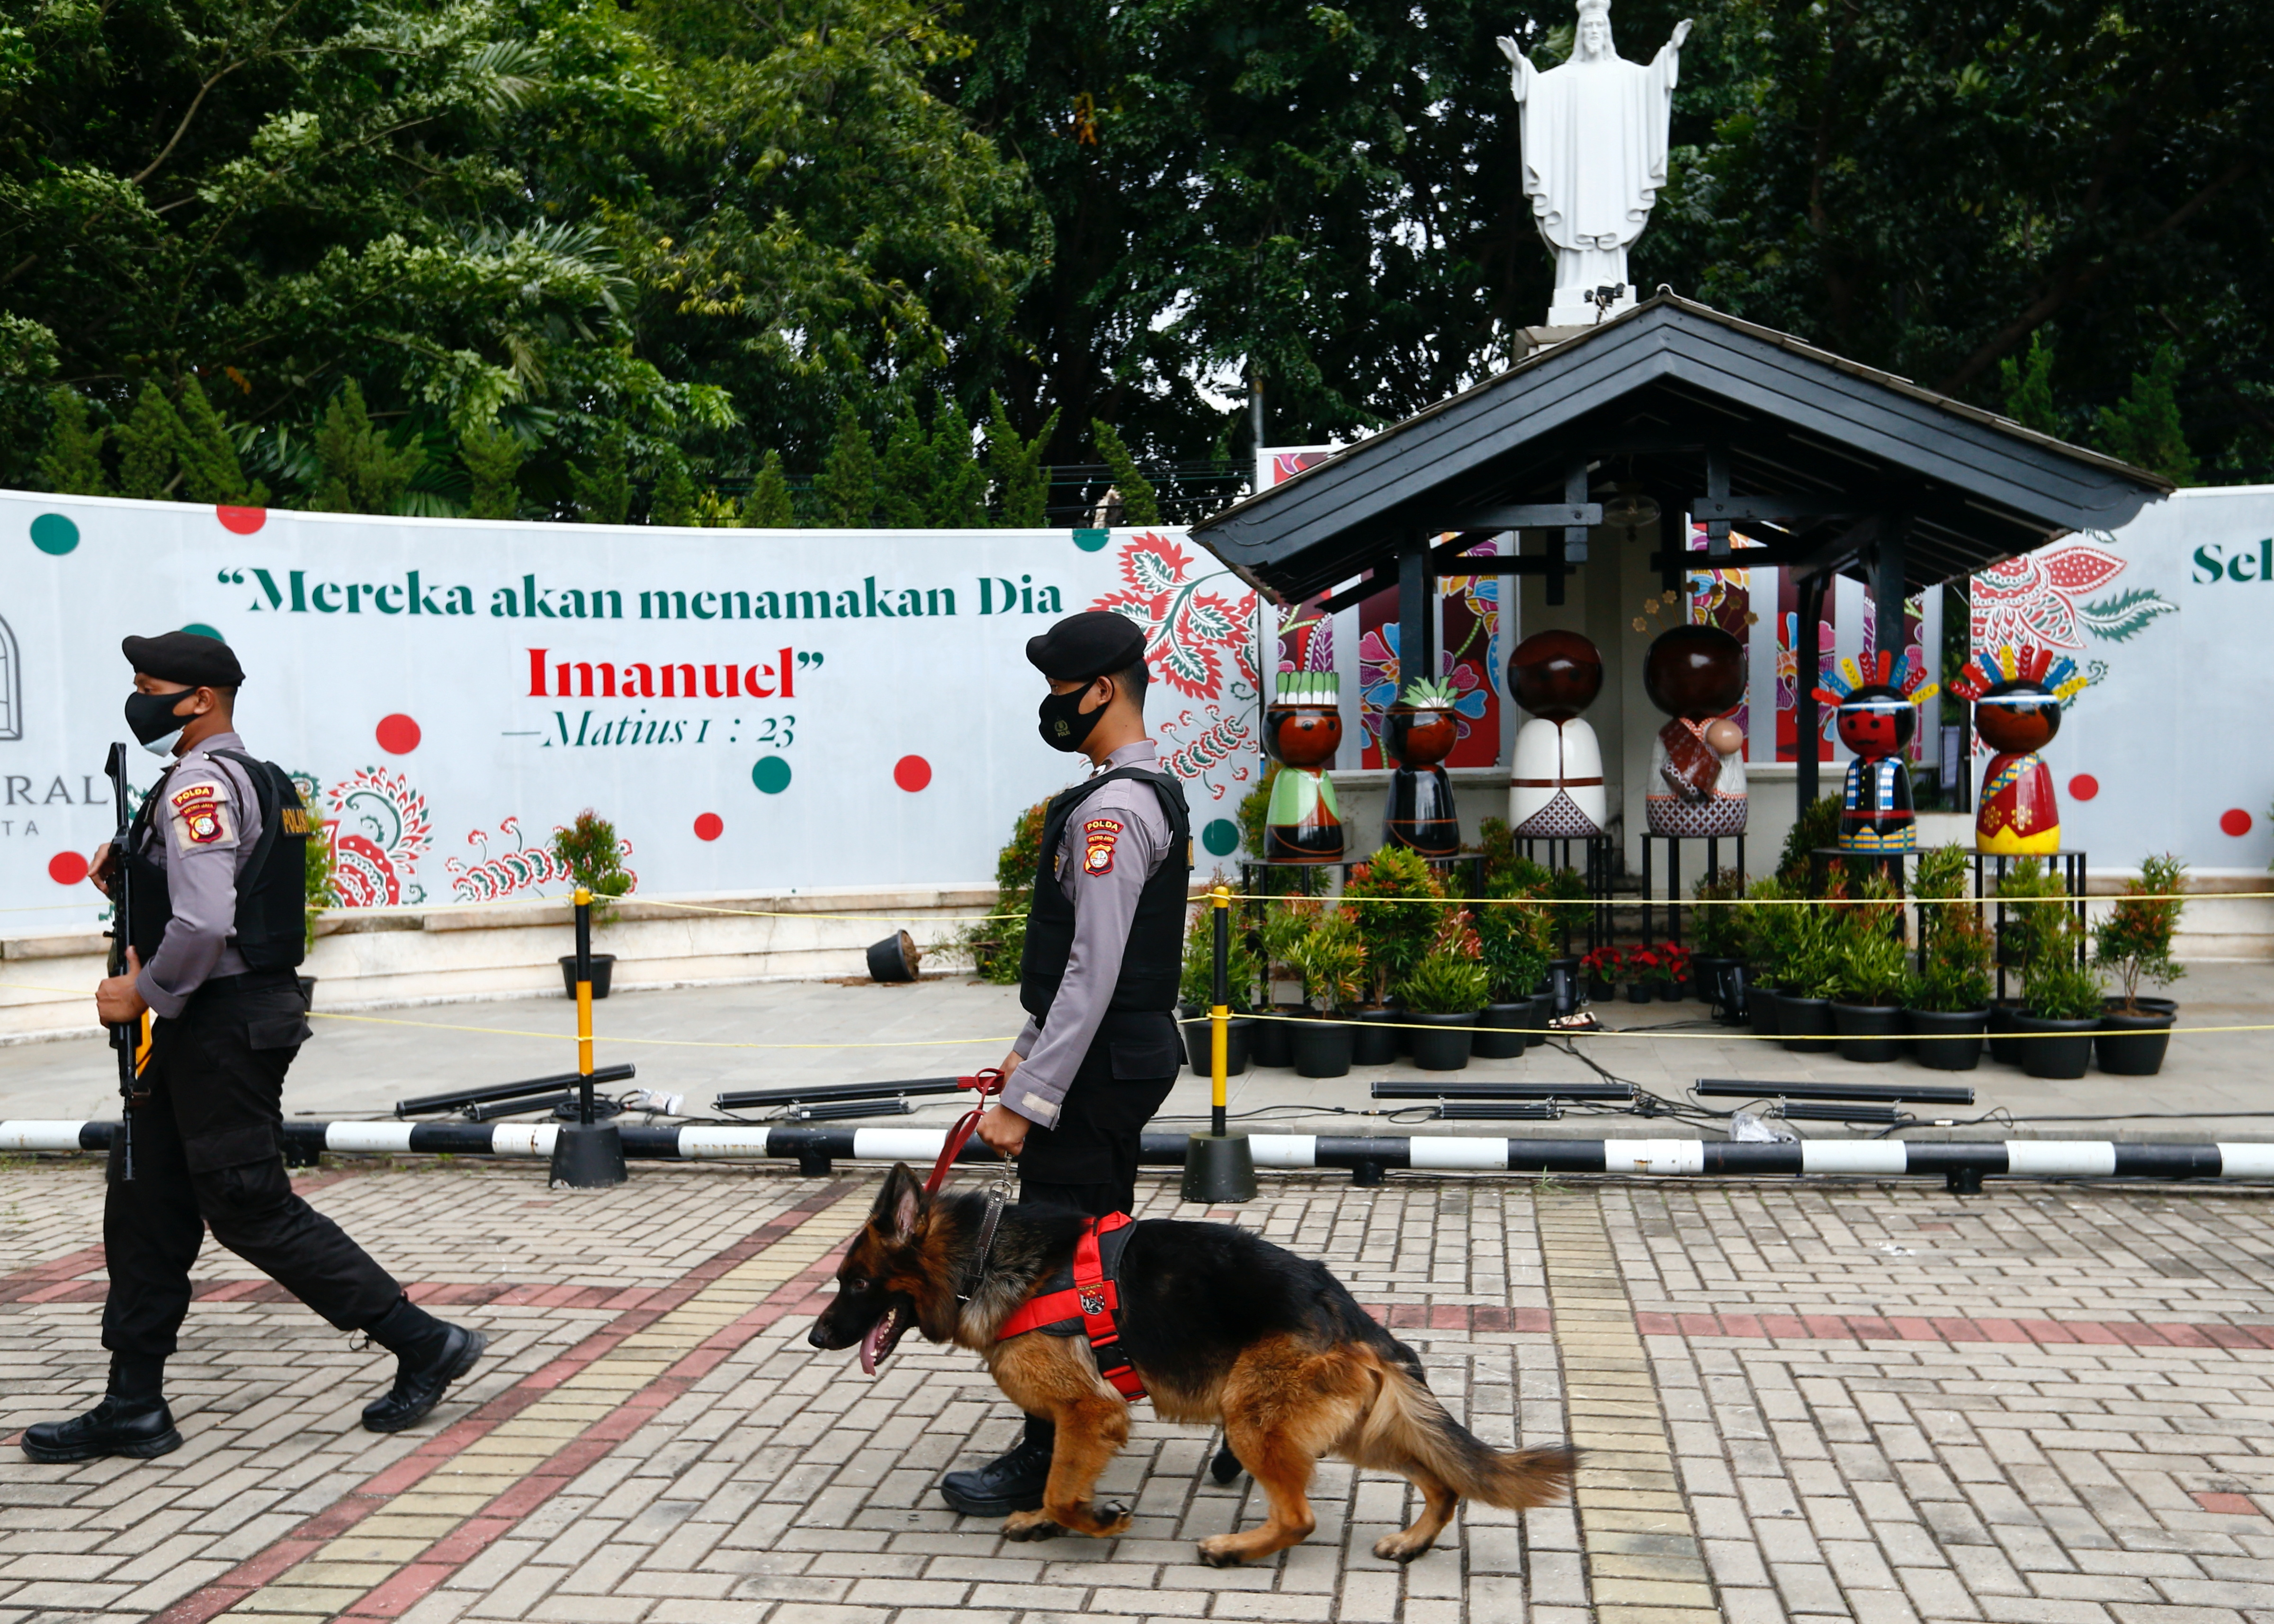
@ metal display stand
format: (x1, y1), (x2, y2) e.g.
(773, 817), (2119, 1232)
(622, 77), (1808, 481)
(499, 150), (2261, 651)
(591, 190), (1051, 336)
(1638, 833), (1747, 947)
(1515, 835), (1615, 956)
(1975, 849), (2089, 1000)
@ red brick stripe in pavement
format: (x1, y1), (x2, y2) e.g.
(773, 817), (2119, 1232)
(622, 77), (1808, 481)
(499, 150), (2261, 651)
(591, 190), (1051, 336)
(1635, 1309), (2274, 1349)
(152, 1180), (859, 1624)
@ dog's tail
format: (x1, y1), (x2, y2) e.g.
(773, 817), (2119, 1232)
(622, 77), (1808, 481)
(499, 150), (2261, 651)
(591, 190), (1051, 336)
(1356, 1345), (1577, 1511)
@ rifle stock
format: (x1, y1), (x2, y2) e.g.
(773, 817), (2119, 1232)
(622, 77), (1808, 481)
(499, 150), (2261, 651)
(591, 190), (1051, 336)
(105, 743), (137, 1182)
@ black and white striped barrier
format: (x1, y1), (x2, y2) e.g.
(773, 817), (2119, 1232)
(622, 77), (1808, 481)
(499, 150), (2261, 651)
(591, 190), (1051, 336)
(5, 1121), (2271, 1192)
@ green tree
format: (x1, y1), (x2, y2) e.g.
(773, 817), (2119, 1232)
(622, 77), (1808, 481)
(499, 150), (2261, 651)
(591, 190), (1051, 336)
(877, 404), (937, 527)
(742, 450), (796, 526)
(1999, 331), (2061, 438)
(650, 448), (698, 526)
(571, 429), (633, 525)
(116, 381), (185, 500)
(1091, 419), (1161, 523)
(174, 378), (265, 505)
(928, 401), (989, 525)
(2096, 345), (2198, 485)
(461, 420), (525, 520)
(987, 392), (1058, 526)
(307, 382), (420, 514)
(36, 389), (108, 496)
(813, 403), (881, 526)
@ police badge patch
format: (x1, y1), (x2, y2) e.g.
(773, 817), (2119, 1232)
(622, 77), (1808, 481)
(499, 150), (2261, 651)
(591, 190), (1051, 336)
(169, 782), (233, 850)
(1081, 816), (1122, 876)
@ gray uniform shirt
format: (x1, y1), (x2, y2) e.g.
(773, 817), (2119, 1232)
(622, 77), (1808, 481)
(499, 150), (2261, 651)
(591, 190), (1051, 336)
(1006, 739), (1176, 1129)
(132, 730), (261, 1019)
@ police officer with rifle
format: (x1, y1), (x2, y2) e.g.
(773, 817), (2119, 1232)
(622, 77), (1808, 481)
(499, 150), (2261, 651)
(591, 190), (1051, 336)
(22, 633), (487, 1463)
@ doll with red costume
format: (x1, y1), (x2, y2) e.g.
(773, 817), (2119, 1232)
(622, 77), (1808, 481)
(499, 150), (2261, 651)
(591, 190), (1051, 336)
(1813, 651), (1939, 852)
(1948, 644), (2086, 856)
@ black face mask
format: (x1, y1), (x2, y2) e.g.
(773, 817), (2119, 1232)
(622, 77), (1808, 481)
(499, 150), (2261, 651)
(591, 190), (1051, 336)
(1037, 680), (1108, 753)
(125, 689), (194, 754)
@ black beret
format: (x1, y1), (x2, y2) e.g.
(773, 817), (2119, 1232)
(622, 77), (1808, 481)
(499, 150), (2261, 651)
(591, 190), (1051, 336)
(1026, 610), (1146, 682)
(122, 631), (245, 688)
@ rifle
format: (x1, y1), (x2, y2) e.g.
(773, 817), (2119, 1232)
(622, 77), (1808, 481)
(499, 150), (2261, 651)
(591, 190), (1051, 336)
(105, 743), (139, 1182)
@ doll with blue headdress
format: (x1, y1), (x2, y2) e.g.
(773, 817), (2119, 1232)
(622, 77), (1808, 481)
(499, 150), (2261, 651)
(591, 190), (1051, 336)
(1813, 651), (1939, 853)
(1949, 643), (2087, 856)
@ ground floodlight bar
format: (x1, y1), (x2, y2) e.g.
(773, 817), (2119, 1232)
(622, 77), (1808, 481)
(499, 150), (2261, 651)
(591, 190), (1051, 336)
(1693, 1078), (1976, 1106)
(1435, 1102), (1560, 1122)
(464, 1091), (578, 1123)
(1372, 1081), (1634, 1102)
(4, 1123), (2270, 1191)
(714, 1077), (967, 1111)
(1770, 1102), (1906, 1126)
(395, 1064), (637, 1119)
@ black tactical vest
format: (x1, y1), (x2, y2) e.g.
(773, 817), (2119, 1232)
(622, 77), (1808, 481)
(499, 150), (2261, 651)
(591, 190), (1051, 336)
(1019, 766), (1191, 1020)
(128, 750), (311, 974)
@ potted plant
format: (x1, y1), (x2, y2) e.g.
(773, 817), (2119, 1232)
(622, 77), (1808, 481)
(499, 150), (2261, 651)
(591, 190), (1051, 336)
(1903, 844), (1991, 1071)
(2014, 932), (2101, 1079)
(1828, 919), (1909, 1062)
(2091, 853), (2186, 1076)
(1624, 945), (1663, 1003)
(1580, 945), (1623, 1003)
(551, 810), (633, 997)
(1653, 940), (1691, 1002)
(1395, 917), (1490, 1072)
(1687, 868), (1750, 1011)
(1286, 912), (1366, 1077)
(963, 801), (1045, 983)
(1990, 858), (2068, 1062)
(1251, 898), (1320, 1067)
(299, 815), (335, 1006)
(1178, 903), (1257, 1076)
(1741, 877), (1799, 1035)
(1343, 848), (1448, 1063)
(1774, 907), (1843, 1053)
(1475, 878), (1553, 1058)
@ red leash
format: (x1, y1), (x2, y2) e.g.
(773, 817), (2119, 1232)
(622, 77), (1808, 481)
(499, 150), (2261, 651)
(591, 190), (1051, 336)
(926, 1068), (1006, 1193)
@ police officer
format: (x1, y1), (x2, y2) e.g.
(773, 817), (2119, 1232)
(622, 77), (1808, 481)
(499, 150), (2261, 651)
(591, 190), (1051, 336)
(22, 633), (486, 1463)
(939, 610), (1191, 1517)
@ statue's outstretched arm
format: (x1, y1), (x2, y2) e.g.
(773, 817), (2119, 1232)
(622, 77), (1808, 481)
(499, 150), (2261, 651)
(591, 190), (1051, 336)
(1495, 34), (1532, 98)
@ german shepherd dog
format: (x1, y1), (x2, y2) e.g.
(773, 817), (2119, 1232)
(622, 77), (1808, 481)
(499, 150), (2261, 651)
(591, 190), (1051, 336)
(808, 1166), (1577, 1566)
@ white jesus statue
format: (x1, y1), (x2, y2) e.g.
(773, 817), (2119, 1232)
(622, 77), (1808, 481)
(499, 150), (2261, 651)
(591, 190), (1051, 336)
(1498, 4), (1691, 327)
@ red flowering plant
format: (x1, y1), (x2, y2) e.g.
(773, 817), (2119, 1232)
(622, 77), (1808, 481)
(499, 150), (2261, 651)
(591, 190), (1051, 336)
(1627, 945), (1669, 985)
(1654, 941), (1691, 986)
(1579, 945), (1624, 981)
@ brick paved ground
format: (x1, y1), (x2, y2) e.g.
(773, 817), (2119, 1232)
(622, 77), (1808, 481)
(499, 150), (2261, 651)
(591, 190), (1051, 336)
(0, 1159), (2269, 1624)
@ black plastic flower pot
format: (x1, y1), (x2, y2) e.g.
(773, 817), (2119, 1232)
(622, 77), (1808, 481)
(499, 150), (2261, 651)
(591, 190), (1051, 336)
(1250, 1005), (1302, 1068)
(559, 954), (616, 999)
(1405, 1012), (1477, 1072)
(1689, 955), (1738, 1010)
(1586, 976), (1615, 1002)
(1659, 979), (1684, 1002)
(1473, 1003), (1533, 1060)
(1831, 1001), (1907, 1063)
(2094, 1002), (2176, 1076)
(1352, 1008), (1403, 1066)
(1987, 1000), (2023, 1066)
(865, 931), (920, 982)
(1626, 983), (1653, 1005)
(1905, 1007), (1988, 1071)
(2015, 1013), (2095, 1079)
(1525, 992), (1557, 1049)
(1749, 985), (1782, 1037)
(1777, 993), (1835, 1053)
(1289, 1017), (1356, 1079)
(1181, 1011), (1254, 1077)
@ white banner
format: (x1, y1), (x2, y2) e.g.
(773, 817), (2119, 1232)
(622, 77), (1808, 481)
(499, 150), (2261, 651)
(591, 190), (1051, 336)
(1, 495), (1268, 929)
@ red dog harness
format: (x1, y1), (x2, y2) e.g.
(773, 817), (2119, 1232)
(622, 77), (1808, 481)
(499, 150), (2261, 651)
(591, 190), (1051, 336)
(994, 1213), (1145, 1401)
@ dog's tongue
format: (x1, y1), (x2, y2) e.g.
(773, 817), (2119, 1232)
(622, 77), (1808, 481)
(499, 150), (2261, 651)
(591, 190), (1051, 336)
(859, 1306), (895, 1376)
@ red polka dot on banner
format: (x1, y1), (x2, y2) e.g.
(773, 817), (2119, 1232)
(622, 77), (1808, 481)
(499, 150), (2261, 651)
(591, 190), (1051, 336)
(375, 714), (421, 754)
(2220, 807), (2254, 838)
(2068, 774), (2099, 801)
(47, 851), (88, 887)
(893, 754), (932, 792)
(215, 505), (266, 535)
(693, 812), (724, 842)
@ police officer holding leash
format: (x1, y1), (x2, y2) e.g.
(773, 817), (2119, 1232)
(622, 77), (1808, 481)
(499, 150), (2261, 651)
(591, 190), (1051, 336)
(939, 609), (1192, 1517)
(22, 633), (486, 1463)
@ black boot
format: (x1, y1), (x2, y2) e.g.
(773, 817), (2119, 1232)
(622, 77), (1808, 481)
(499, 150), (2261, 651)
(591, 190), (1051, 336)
(940, 1415), (1054, 1516)
(359, 1297), (487, 1434)
(22, 1390), (181, 1463)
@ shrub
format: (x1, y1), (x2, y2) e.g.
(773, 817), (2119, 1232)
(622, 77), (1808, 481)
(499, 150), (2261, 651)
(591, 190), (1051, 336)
(2092, 853), (2187, 1012)
(1690, 867), (1749, 959)
(2023, 948), (2103, 1021)
(1287, 914), (1367, 1013)
(1397, 951), (1489, 1015)
(550, 810), (634, 921)
(1235, 763), (1277, 859)
(1343, 848), (1447, 1004)
(1995, 858), (2070, 970)
(1475, 876), (1552, 1003)
(1179, 898), (1259, 1012)
(964, 801), (1045, 982)
(304, 818), (336, 953)
(1742, 876), (1800, 984)
(1830, 921), (1908, 1006)
(1259, 897), (1322, 994)
(1777, 794), (1844, 882)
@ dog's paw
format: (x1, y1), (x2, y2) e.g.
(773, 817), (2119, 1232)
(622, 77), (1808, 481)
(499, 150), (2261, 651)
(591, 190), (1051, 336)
(1002, 1510), (1065, 1542)
(1196, 1535), (1248, 1568)
(1371, 1532), (1434, 1564)
(1086, 1500), (1133, 1537)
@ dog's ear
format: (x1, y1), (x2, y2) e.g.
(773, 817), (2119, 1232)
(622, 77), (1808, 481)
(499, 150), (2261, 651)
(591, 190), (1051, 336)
(873, 1163), (926, 1243)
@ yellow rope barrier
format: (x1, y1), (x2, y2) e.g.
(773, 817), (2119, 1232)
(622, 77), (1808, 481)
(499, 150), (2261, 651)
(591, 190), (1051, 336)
(1208, 1008), (2274, 1041)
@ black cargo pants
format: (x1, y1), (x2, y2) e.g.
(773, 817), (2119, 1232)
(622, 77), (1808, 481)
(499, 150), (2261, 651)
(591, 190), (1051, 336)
(102, 972), (402, 1359)
(1016, 1009), (1180, 1218)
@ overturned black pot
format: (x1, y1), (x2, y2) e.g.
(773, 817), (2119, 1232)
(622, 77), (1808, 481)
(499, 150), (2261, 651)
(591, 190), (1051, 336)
(559, 954), (616, 999)
(1352, 1008), (1403, 1066)
(2015, 1012), (2095, 1079)
(1906, 1007), (1988, 1071)
(1777, 992), (1835, 1053)
(1290, 1016), (1356, 1079)
(1831, 1001), (1906, 1063)
(2095, 999), (2176, 1076)
(866, 930), (920, 983)
(1405, 1012), (1477, 1072)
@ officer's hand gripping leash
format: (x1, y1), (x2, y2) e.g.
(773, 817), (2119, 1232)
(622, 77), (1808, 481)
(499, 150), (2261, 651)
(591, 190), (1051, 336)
(103, 743), (143, 1182)
(931, 1069), (1016, 1304)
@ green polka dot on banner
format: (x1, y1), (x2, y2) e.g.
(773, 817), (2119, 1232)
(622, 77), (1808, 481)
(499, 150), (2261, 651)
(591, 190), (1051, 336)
(30, 514), (78, 555)
(1072, 528), (1110, 552)
(751, 755), (793, 795)
(1202, 818), (1241, 857)
(181, 623), (224, 642)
